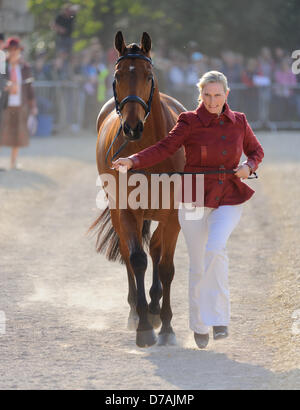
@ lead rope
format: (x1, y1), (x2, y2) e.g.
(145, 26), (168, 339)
(128, 169), (257, 179)
(104, 122), (129, 167)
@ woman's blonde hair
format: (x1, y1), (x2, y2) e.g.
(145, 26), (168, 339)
(197, 71), (230, 102)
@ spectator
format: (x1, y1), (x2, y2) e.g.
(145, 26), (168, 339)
(168, 57), (185, 90)
(241, 58), (261, 120)
(52, 3), (80, 56)
(221, 51), (242, 83)
(50, 50), (70, 81)
(221, 51), (242, 109)
(94, 52), (109, 107)
(273, 47), (288, 70)
(106, 46), (118, 66)
(0, 37), (37, 169)
(0, 33), (5, 50)
(33, 52), (52, 81)
(187, 52), (208, 107)
(79, 50), (99, 129)
(274, 58), (297, 98)
(256, 47), (274, 124)
(209, 57), (223, 72)
(32, 52), (54, 130)
(167, 52), (188, 107)
(272, 58), (297, 120)
(258, 47), (274, 80)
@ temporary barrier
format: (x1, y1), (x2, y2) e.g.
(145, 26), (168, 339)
(33, 81), (300, 133)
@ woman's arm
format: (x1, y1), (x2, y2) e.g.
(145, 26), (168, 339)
(241, 114), (264, 174)
(112, 112), (190, 171)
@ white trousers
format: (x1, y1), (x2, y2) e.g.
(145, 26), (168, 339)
(178, 203), (243, 334)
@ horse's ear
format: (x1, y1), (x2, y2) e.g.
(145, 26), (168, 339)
(115, 31), (126, 55)
(140, 32), (151, 55)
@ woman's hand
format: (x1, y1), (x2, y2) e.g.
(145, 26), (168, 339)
(5, 81), (17, 94)
(111, 157), (133, 171)
(233, 164), (251, 179)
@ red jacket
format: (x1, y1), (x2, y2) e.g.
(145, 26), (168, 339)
(129, 102), (264, 208)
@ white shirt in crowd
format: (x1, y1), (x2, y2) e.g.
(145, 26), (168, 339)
(8, 64), (22, 107)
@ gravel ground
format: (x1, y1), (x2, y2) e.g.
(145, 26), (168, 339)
(0, 130), (299, 390)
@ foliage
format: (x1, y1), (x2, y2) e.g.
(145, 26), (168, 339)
(28, 0), (300, 56)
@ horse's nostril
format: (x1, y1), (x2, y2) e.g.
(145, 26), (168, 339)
(123, 121), (131, 136)
(136, 121), (144, 134)
(123, 120), (144, 139)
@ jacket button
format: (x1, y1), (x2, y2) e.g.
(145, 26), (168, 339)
(218, 180), (223, 184)
(215, 196), (220, 200)
(219, 120), (224, 125)
(222, 150), (227, 155)
(221, 135), (226, 140)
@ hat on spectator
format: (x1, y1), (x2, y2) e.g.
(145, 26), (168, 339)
(192, 52), (203, 62)
(4, 36), (24, 50)
(0, 33), (5, 41)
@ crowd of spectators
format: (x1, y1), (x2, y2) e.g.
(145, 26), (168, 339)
(31, 41), (299, 130)
(154, 46), (299, 122)
(27, 3), (300, 131)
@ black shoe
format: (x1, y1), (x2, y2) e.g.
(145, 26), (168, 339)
(213, 326), (228, 340)
(194, 332), (209, 349)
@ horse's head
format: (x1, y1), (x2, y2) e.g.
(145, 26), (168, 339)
(114, 31), (155, 141)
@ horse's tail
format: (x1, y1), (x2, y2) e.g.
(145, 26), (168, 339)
(88, 206), (151, 264)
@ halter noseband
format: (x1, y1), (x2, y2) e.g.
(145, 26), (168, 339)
(113, 53), (155, 122)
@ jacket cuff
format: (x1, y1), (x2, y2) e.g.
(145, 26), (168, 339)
(242, 159), (256, 175)
(128, 154), (141, 169)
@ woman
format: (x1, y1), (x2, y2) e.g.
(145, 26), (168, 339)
(0, 37), (37, 169)
(112, 71), (264, 349)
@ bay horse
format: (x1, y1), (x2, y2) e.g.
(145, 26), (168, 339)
(91, 31), (186, 347)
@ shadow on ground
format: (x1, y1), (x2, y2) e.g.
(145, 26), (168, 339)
(0, 169), (57, 190)
(142, 345), (300, 390)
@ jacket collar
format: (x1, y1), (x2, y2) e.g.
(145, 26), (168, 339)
(196, 101), (236, 126)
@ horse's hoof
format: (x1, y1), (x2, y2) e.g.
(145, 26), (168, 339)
(127, 313), (139, 331)
(136, 329), (157, 348)
(157, 332), (177, 346)
(148, 312), (161, 329)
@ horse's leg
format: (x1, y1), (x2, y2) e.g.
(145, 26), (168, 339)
(148, 224), (163, 329)
(126, 266), (139, 331)
(157, 217), (180, 346)
(110, 210), (138, 330)
(119, 242), (139, 330)
(120, 244), (139, 330)
(120, 210), (156, 347)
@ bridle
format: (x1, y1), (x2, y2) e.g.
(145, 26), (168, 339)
(105, 53), (155, 166)
(113, 54), (155, 123)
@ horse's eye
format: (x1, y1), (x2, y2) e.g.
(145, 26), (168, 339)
(148, 75), (153, 82)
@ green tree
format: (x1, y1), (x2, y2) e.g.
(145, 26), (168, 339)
(28, 0), (300, 56)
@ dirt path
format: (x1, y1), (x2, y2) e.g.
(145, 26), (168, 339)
(0, 131), (299, 390)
